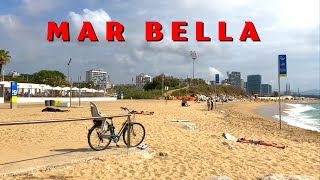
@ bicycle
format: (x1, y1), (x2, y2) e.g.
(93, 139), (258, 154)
(87, 107), (146, 151)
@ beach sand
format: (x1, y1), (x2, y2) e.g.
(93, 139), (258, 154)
(0, 100), (319, 179)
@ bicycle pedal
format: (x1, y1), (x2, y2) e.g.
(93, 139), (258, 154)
(116, 144), (120, 148)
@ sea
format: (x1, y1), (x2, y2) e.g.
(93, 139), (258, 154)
(258, 102), (320, 132)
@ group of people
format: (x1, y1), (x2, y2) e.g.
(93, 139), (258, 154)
(207, 97), (215, 111)
(181, 96), (220, 109)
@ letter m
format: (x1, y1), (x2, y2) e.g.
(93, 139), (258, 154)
(47, 21), (70, 41)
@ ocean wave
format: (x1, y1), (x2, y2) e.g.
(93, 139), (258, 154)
(285, 103), (316, 113)
(272, 103), (320, 132)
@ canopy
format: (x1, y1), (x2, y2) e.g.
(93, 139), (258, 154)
(80, 88), (89, 91)
(52, 86), (62, 90)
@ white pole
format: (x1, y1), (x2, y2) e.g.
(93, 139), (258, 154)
(278, 58), (282, 129)
(70, 83), (72, 108)
(162, 75), (164, 99)
(214, 81), (217, 109)
(79, 76), (81, 106)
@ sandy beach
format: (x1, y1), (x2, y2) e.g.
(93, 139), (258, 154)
(0, 100), (319, 179)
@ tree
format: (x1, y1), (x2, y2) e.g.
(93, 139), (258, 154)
(272, 91), (279, 97)
(32, 70), (66, 86)
(144, 74), (183, 91)
(0, 49), (11, 81)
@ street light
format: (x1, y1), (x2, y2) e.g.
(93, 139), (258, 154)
(190, 51), (197, 79)
(67, 58), (72, 83)
(67, 58), (72, 107)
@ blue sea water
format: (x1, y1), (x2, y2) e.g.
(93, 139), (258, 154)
(273, 102), (320, 131)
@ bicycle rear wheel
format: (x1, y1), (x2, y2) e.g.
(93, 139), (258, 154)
(123, 122), (145, 147)
(88, 123), (111, 151)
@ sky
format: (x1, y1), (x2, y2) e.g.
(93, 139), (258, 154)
(0, 0), (319, 92)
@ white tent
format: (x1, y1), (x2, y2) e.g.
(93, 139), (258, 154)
(80, 88), (89, 92)
(62, 87), (70, 91)
(52, 86), (62, 90)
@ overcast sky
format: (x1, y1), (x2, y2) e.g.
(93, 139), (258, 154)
(0, 0), (319, 91)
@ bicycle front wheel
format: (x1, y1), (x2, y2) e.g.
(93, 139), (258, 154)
(88, 123), (111, 151)
(123, 122), (145, 147)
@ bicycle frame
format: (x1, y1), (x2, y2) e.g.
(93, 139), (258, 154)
(101, 115), (133, 143)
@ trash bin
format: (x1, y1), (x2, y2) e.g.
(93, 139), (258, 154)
(49, 100), (54, 106)
(53, 100), (58, 106)
(45, 100), (50, 106)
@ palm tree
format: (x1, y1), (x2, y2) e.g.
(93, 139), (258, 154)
(0, 49), (11, 81)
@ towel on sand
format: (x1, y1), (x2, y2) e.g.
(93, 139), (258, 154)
(222, 132), (238, 141)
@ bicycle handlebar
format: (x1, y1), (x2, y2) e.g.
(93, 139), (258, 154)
(120, 107), (154, 115)
(120, 107), (127, 110)
(120, 107), (131, 113)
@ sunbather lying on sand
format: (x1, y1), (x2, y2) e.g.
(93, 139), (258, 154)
(237, 137), (286, 149)
(42, 107), (70, 112)
(131, 111), (154, 115)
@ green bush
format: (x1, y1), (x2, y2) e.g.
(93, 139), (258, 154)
(171, 84), (245, 97)
(116, 87), (162, 99)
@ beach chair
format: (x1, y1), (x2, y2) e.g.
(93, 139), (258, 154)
(90, 102), (107, 127)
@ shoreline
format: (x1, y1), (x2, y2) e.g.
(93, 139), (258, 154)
(254, 101), (319, 132)
(255, 102), (294, 124)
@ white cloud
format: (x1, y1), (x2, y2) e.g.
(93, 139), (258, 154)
(0, 15), (21, 30)
(22, 0), (62, 15)
(69, 9), (112, 39)
(209, 67), (224, 77)
(0, 15), (23, 38)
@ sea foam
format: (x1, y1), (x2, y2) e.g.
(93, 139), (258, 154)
(272, 103), (320, 132)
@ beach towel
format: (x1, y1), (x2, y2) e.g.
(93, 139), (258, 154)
(222, 132), (238, 141)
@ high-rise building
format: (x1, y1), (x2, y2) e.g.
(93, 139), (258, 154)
(227, 71), (241, 87)
(86, 69), (107, 88)
(136, 73), (152, 89)
(221, 79), (229, 85)
(261, 84), (272, 96)
(284, 83), (292, 95)
(247, 75), (262, 95)
(241, 79), (246, 90)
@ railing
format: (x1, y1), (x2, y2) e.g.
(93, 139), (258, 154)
(0, 115), (130, 126)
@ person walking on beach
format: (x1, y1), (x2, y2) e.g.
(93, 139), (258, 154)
(207, 97), (211, 111)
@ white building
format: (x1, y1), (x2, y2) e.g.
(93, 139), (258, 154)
(86, 69), (107, 88)
(136, 73), (152, 89)
(8, 71), (20, 77)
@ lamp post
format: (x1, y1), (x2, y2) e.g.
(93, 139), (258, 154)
(67, 58), (72, 107)
(78, 76), (81, 106)
(67, 58), (72, 83)
(190, 51), (197, 79)
(161, 74), (165, 99)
